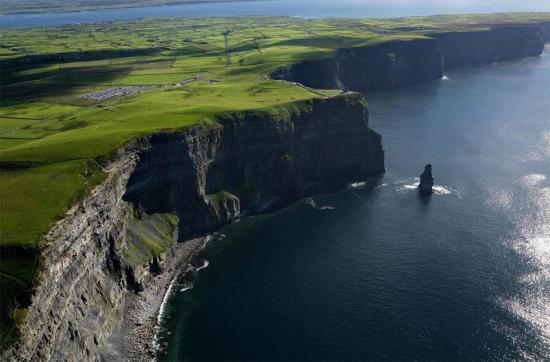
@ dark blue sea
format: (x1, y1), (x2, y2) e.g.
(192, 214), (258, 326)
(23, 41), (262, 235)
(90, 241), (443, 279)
(156, 47), (550, 361)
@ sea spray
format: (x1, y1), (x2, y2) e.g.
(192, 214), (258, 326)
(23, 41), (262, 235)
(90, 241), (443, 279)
(394, 177), (458, 196)
(196, 260), (210, 272)
(152, 276), (178, 355)
(349, 181), (368, 189)
(151, 234), (214, 358)
(305, 197), (335, 211)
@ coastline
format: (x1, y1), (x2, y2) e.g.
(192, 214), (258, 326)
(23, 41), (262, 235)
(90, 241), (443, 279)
(0, 0), (265, 15)
(2, 14), (548, 360)
(101, 237), (208, 361)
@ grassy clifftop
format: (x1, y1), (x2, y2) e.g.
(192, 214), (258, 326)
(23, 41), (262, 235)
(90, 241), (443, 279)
(1, 13), (550, 343)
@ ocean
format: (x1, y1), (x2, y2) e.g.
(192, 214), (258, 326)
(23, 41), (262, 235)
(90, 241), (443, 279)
(156, 47), (550, 360)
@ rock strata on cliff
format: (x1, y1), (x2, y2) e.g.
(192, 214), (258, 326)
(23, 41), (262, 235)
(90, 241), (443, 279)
(435, 26), (545, 68)
(271, 39), (443, 92)
(5, 92), (384, 361)
(124, 93), (384, 236)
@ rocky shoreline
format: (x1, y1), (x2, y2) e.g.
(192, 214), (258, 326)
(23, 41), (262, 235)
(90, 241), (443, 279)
(4, 91), (383, 361)
(101, 237), (206, 361)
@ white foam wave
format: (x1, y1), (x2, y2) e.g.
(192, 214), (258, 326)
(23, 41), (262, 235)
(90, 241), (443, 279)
(442, 75), (450, 80)
(349, 181), (367, 189)
(157, 279), (176, 325)
(152, 275), (178, 355)
(402, 183), (419, 190)
(432, 185), (452, 195)
(394, 177), (419, 192)
(305, 197), (335, 210)
(153, 234), (213, 357)
(203, 234), (213, 246)
(394, 177), (458, 196)
(196, 260), (210, 272)
(349, 181), (387, 190)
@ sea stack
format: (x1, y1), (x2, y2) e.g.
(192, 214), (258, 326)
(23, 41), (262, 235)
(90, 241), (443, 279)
(419, 164), (434, 195)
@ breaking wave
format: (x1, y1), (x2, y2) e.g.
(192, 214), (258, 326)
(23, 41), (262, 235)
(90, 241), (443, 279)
(197, 260), (210, 272)
(305, 197), (335, 210)
(394, 177), (458, 196)
(153, 237), (213, 357)
(349, 181), (367, 189)
(153, 275), (178, 354)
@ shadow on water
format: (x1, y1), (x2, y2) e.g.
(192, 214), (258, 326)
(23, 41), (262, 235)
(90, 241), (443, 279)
(417, 191), (432, 206)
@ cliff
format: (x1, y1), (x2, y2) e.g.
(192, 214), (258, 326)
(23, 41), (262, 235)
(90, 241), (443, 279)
(537, 22), (550, 42)
(271, 24), (548, 92)
(5, 93), (384, 361)
(434, 26), (545, 68)
(4, 18), (549, 361)
(271, 39), (443, 93)
(124, 93), (384, 236)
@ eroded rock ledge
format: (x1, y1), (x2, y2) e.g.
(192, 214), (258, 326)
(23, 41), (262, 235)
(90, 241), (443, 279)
(271, 24), (549, 92)
(6, 93), (384, 361)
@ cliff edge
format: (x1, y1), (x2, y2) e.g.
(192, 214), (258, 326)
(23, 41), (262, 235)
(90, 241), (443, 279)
(124, 93), (384, 236)
(5, 93), (384, 361)
(271, 24), (548, 92)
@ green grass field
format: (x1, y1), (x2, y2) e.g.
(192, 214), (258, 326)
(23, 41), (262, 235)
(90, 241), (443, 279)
(1, 13), (549, 345)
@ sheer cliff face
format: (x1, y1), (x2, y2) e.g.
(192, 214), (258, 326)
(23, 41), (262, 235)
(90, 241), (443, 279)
(272, 25), (548, 92)
(7, 93), (384, 361)
(435, 26), (545, 68)
(539, 22), (550, 42)
(124, 93), (384, 236)
(271, 39), (443, 92)
(335, 39), (443, 92)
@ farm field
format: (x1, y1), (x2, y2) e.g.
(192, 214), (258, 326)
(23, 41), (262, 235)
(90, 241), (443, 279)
(1, 13), (550, 346)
